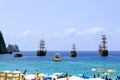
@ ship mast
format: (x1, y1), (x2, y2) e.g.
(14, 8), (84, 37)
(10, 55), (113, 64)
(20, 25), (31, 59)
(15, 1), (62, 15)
(99, 44), (102, 50)
(101, 35), (107, 50)
(72, 44), (76, 51)
(39, 39), (45, 51)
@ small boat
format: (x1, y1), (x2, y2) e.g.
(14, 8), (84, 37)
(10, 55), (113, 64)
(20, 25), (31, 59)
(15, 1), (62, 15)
(98, 35), (108, 56)
(14, 53), (22, 57)
(53, 53), (61, 62)
(37, 39), (47, 56)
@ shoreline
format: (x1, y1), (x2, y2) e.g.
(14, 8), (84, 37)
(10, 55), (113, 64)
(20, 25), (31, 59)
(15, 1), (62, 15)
(0, 70), (118, 80)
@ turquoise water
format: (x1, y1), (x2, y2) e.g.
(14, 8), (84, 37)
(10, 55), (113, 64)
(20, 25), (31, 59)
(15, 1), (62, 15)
(0, 51), (120, 79)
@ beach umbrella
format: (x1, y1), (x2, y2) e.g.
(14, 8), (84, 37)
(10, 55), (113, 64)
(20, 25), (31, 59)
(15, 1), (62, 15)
(13, 71), (21, 73)
(70, 76), (84, 80)
(81, 75), (90, 79)
(26, 74), (36, 80)
(3, 70), (11, 73)
(52, 72), (62, 76)
(57, 77), (66, 80)
(39, 73), (47, 77)
(78, 74), (83, 77)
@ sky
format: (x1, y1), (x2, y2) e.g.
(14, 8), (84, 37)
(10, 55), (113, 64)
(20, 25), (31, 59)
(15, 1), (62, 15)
(0, 0), (120, 51)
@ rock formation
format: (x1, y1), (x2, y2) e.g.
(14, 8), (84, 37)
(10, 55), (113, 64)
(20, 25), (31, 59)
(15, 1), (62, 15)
(0, 31), (7, 54)
(7, 44), (20, 52)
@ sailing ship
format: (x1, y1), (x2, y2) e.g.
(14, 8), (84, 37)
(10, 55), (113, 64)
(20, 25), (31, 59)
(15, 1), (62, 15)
(71, 44), (77, 57)
(98, 35), (108, 56)
(37, 39), (47, 56)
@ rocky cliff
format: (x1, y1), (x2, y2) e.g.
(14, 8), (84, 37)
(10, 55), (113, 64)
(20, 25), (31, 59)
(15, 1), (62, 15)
(0, 31), (7, 54)
(7, 44), (20, 52)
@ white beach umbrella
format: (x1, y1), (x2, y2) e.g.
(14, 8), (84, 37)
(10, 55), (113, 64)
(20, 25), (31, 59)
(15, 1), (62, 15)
(102, 73), (109, 76)
(57, 77), (66, 80)
(3, 70), (11, 73)
(38, 73), (47, 77)
(69, 76), (85, 80)
(52, 72), (62, 76)
(25, 74), (36, 80)
(78, 74), (83, 77)
(13, 71), (21, 73)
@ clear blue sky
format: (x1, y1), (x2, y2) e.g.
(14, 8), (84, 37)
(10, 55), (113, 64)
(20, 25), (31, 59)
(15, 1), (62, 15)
(0, 0), (120, 51)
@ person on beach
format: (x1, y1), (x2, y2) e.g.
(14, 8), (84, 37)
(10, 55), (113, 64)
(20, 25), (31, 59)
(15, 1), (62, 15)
(22, 69), (27, 80)
(65, 72), (68, 77)
(16, 69), (19, 71)
(34, 69), (38, 74)
(97, 73), (100, 77)
(65, 72), (69, 80)
(23, 69), (27, 75)
(93, 74), (96, 78)
(34, 70), (39, 80)
(53, 78), (56, 80)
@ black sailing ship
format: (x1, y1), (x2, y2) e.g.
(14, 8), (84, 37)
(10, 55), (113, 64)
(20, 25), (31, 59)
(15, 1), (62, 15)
(37, 39), (47, 56)
(71, 44), (77, 57)
(98, 35), (108, 56)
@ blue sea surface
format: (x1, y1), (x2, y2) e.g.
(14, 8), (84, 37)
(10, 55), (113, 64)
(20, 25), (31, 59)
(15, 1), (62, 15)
(0, 51), (120, 79)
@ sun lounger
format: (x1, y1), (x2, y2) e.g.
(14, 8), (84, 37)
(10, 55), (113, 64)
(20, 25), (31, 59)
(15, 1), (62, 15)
(0, 72), (7, 80)
(7, 72), (21, 80)
(0, 71), (22, 80)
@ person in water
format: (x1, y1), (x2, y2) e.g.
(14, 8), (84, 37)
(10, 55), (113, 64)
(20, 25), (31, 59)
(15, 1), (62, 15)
(93, 74), (96, 78)
(97, 73), (100, 77)
(16, 69), (19, 71)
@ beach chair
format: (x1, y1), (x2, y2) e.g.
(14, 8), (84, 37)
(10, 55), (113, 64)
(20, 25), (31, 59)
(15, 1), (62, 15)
(7, 72), (21, 80)
(0, 72), (7, 80)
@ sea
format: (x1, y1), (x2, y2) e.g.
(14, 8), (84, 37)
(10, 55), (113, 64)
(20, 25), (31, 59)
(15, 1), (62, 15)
(0, 51), (120, 79)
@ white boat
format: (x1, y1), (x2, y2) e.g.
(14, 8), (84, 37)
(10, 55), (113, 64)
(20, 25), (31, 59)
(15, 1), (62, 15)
(53, 53), (61, 62)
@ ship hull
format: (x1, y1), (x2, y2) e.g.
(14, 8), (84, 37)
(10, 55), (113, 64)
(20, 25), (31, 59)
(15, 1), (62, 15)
(71, 51), (77, 57)
(99, 49), (108, 56)
(37, 50), (47, 56)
